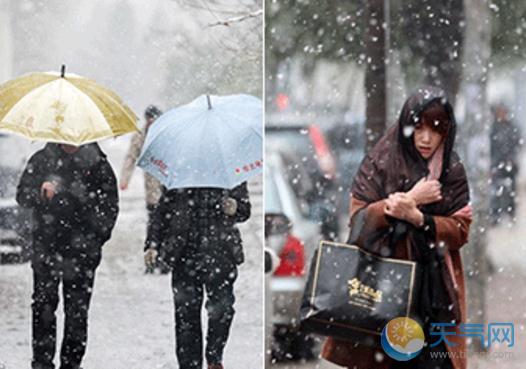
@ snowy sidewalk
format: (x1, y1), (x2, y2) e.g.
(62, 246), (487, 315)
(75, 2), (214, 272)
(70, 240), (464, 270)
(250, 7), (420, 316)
(470, 174), (526, 368)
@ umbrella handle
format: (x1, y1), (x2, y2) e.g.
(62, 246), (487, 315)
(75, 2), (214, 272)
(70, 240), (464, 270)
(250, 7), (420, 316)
(207, 95), (212, 110)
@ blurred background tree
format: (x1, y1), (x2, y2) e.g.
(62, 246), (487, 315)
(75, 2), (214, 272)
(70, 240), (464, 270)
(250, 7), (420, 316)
(162, 0), (263, 103)
(3, 0), (262, 113)
(266, 0), (526, 112)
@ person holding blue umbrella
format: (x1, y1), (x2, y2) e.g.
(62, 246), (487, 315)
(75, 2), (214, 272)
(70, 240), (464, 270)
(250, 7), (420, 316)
(141, 94), (262, 369)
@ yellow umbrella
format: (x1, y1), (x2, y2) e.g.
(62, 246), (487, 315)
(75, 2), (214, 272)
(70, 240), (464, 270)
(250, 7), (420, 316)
(0, 65), (138, 145)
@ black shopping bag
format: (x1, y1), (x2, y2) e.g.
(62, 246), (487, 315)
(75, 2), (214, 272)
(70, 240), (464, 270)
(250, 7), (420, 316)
(300, 241), (420, 345)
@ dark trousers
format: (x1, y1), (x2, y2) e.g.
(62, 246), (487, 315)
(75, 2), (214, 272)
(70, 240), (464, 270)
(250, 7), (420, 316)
(31, 257), (97, 369)
(171, 259), (237, 369)
(490, 173), (517, 222)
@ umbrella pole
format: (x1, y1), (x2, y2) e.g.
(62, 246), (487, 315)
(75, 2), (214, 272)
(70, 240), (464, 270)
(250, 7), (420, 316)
(207, 95), (212, 110)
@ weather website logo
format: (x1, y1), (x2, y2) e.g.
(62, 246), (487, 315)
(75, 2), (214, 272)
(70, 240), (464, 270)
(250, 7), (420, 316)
(381, 317), (425, 361)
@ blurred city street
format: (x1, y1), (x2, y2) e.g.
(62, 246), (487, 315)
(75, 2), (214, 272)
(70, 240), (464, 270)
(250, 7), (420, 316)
(0, 139), (264, 369)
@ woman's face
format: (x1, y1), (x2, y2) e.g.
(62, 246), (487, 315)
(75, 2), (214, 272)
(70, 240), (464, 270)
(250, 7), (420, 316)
(413, 123), (443, 159)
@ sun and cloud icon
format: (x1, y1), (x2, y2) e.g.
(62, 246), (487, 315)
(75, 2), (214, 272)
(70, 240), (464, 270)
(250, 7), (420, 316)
(381, 317), (425, 361)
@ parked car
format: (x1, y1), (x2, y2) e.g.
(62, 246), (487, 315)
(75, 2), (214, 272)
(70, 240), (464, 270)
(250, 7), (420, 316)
(266, 122), (337, 182)
(265, 151), (322, 361)
(325, 122), (365, 214)
(266, 123), (341, 241)
(0, 133), (38, 263)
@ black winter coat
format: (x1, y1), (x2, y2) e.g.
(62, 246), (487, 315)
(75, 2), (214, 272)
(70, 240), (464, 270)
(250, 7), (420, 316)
(16, 143), (119, 265)
(145, 182), (251, 267)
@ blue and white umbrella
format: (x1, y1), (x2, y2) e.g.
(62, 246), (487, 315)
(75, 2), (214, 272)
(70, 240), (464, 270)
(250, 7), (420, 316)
(138, 94), (262, 189)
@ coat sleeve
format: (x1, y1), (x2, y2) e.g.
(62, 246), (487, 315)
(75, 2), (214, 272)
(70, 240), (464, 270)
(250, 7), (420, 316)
(145, 189), (169, 250)
(85, 158), (119, 244)
(16, 152), (45, 209)
(120, 132), (144, 185)
(350, 197), (390, 229)
(432, 213), (471, 251)
(347, 197), (391, 246)
(229, 182), (251, 223)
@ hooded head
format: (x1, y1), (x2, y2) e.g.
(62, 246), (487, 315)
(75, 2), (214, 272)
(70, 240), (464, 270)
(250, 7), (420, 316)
(352, 86), (469, 216)
(397, 86), (456, 181)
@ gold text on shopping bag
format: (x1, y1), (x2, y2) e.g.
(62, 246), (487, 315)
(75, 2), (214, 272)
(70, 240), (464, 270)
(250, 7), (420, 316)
(348, 277), (383, 309)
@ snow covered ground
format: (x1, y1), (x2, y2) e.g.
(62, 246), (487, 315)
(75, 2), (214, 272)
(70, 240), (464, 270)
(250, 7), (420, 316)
(0, 138), (264, 369)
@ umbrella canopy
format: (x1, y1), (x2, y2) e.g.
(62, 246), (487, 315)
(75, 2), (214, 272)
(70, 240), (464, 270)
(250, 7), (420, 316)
(0, 66), (138, 145)
(138, 94), (262, 189)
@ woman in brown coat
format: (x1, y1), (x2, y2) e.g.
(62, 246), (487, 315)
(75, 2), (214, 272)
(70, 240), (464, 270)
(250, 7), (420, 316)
(322, 87), (472, 369)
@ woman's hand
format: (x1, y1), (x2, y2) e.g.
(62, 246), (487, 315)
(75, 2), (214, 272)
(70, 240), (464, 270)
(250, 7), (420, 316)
(407, 177), (442, 206)
(385, 193), (424, 227)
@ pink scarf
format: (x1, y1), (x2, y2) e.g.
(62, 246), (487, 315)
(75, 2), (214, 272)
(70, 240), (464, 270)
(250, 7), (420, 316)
(427, 141), (473, 219)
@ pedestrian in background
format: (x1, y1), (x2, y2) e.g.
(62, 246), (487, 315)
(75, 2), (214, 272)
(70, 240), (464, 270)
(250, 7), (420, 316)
(490, 103), (522, 225)
(120, 104), (166, 273)
(17, 143), (119, 369)
(145, 183), (251, 369)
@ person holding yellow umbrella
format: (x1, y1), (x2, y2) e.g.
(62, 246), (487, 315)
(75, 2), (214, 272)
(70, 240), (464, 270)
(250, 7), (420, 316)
(0, 66), (137, 369)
